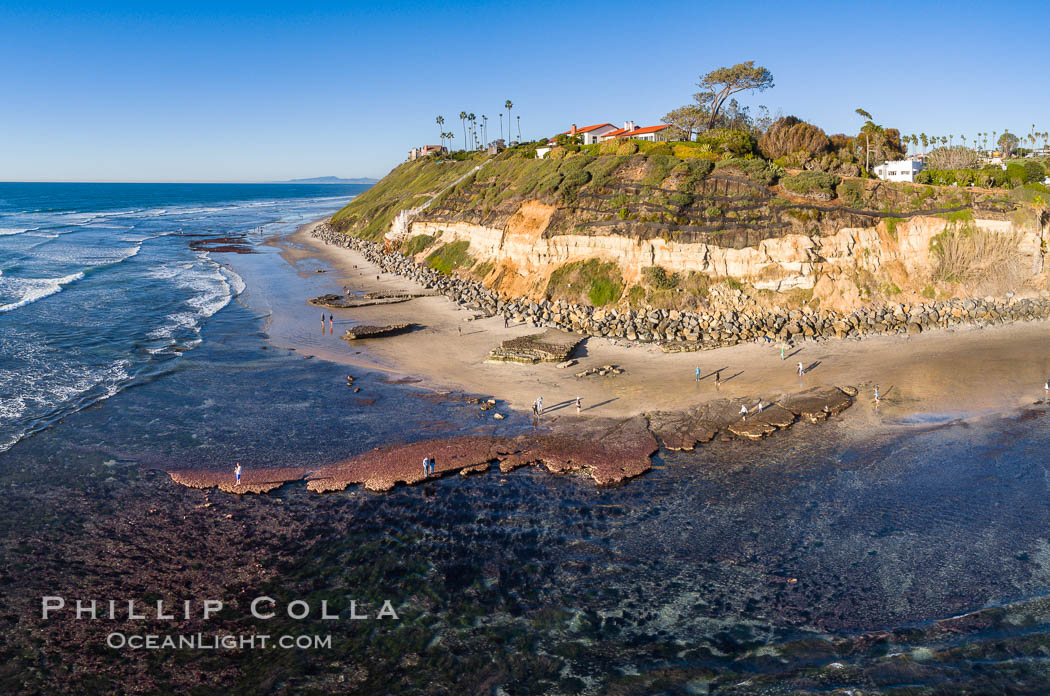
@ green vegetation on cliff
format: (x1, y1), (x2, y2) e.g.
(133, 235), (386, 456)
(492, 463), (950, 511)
(330, 157), (481, 240)
(547, 259), (623, 306)
(426, 240), (474, 275)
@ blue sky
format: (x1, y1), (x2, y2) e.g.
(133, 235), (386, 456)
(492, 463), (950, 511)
(2, 0), (1048, 182)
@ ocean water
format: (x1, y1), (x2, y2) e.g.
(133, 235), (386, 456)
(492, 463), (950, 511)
(4, 183), (1050, 692)
(0, 182), (368, 454)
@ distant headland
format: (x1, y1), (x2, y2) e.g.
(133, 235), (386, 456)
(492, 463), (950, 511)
(277, 176), (378, 184)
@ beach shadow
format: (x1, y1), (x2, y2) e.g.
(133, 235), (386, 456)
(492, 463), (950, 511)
(696, 366), (729, 382)
(786, 349), (803, 358)
(720, 371), (744, 383)
(584, 398), (618, 411)
(544, 399), (578, 413)
(804, 360), (821, 374)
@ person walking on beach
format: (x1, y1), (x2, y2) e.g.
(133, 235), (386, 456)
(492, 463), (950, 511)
(797, 361), (804, 376)
(874, 385), (880, 402)
(322, 312), (326, 329)
(780, 343), (786, 360)
(422, 457), (429, 478)
(329, 314), (334, 332)
(695, 366), (701, 382)
(503, 315), (509, 329)
(429, 457), (435, 476)
(536, 396), (544, 416)
(740, 404), (748, 420)
(235, 463), (242, 486)
(575, 396), (582, 415)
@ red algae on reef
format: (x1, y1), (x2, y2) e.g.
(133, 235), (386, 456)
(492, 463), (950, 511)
(308, 416), (658, 492)
(165, 386), (852, 496)
(167, 467), (310, 494)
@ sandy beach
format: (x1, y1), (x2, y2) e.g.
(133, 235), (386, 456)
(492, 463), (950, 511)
(270, 218), (1050, 431)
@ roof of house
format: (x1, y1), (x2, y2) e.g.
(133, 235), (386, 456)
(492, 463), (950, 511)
(602, 124), (671, 138)
(560, 123), (614, 135)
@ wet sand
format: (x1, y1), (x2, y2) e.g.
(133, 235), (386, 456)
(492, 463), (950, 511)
(277, 218), (1050, 428)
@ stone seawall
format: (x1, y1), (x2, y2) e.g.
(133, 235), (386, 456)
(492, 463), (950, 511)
(313, 224), (1050, 351)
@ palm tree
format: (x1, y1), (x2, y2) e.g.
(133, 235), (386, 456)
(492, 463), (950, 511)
(504, 100), (514, 142)
(499, 113), (504, 141)
(516, 115), (521, 141)
(467, 113), (476, 149)
(459, 111), (468, 151)
(855, 108), (874, 170)
(482, 115), (488, 147)
(436, 115), (445, 147)
(447, 132), (455, 151)
(920, 132), (928, 154)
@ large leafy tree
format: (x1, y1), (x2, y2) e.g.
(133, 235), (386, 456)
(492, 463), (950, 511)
(695, 62), (774, 130)
(663, 62), (774, 137)
(999, 131), (1019, 158)
(661, 104), (707, 141)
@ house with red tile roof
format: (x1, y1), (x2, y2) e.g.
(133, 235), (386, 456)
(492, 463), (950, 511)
(559, 123), (619, 145)
(598, 121), (671, 143)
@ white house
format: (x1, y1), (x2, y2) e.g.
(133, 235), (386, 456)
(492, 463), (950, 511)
(598, 121), (671, 143)
(560, 123), (618, 145)
(535, 144), (554, 159)
(874, 159), (925, 183)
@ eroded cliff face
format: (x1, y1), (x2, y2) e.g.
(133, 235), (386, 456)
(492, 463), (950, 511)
(409, 207), (1048, 313)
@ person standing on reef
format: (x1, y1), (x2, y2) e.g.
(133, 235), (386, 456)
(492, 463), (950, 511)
(575, 396), (582, 415)
(503, 315), (509, 329)
(874, 385), (880, 402)
(780, 343), (786, 360)
(235, 463), (242, 486)
(329, 314), (333, 332)
(797, 361), (804, 376)
(740, 404), (748, 420)
(429, 457), (435, 476)
(422, 457), (429, 478)
(695, 366), (701, 382)
(321, 312), (326, 329)
(715, 371), (721, 388)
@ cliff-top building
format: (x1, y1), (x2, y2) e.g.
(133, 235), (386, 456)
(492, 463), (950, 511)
(874, 159), (925, 183)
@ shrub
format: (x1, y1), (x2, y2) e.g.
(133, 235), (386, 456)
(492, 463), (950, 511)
(695, 128), (755, 157)
(1006, 162), (1026, 185)
(638, 141), (672, 157)
(401, 234), (436, 256)
(715, 157), (783, 185)
(672, 143), (718, 160)
(705, 205), (723, 217)
(915, 168), (994, 187)
(930, 223), (1027, 293)
(669, 192), (693, 207)
(546, 259), (623, 307)
(616, 141), (639, 155)
(781, 172), (841, 200)
(425, 240), (474, 275)
(758, 116), (830, 161)
(836, 179), (865, 207)
(642, 265), (680, 290)
(677, 159), (715, 191)
(1024, 160), (1046, 184)
(926, 146), (979, 170)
